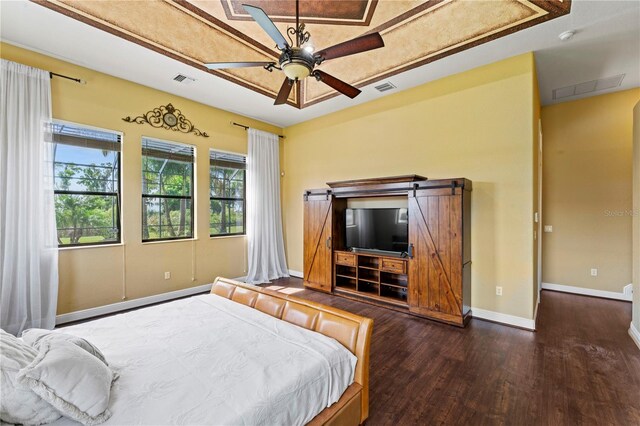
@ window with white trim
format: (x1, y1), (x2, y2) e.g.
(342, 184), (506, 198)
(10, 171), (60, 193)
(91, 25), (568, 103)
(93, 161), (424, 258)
(141, 138), (195, 241)
(209, 150), (246, 237)
(52, 122), (121, 247)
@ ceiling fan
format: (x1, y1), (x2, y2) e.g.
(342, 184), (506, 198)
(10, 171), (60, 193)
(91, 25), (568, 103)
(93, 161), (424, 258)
(204, 0), (385, 105)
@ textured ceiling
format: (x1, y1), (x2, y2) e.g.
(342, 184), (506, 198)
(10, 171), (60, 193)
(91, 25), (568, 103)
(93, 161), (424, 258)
(220, 0), (378, 25)
(33, 0), (571, 109)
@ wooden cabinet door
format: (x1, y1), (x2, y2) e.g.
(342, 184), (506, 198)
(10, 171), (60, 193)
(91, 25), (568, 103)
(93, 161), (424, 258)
(408, 188), (463, 324)
(303, 196), (333, 292)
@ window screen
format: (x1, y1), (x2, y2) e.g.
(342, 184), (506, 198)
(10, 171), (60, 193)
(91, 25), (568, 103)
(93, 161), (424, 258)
(209, 150), (246, 236)
(142, 138), (194, 241)
(52, 122), (121, 247)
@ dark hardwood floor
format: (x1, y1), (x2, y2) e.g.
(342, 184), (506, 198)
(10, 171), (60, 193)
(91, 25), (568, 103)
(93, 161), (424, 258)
(263, 278), (640, 426)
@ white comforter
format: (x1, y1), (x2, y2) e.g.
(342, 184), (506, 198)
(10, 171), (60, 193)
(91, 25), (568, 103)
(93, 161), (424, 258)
(50, 293), (357, 425)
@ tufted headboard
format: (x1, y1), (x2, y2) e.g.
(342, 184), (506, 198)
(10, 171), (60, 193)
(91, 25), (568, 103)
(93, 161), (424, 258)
(210, 277), (373, 424)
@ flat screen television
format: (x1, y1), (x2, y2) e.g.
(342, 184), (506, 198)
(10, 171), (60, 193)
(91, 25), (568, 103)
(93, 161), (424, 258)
(345, 208), (409, 254)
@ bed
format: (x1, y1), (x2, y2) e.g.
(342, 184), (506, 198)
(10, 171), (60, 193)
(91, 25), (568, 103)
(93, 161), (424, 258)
(49, 277), (373, 426)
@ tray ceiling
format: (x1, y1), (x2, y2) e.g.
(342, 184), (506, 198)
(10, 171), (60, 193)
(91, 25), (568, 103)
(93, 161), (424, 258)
(32, 0), (571, 109)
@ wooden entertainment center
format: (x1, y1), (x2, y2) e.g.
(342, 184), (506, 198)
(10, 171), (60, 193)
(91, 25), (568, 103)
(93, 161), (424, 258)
(303, 175), (472, 327)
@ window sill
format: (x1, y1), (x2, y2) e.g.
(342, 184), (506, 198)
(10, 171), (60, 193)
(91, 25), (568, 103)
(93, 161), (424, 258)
(58, 243), (123, 251)
(142, 238), (198, 246)
(210, 234), (246, 240)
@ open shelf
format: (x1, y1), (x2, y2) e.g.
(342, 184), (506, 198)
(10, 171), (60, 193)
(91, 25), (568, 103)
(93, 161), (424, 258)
(357, 280), (379, 295)
(336, 265), (356, 278)
(380, 284), (408, 302)
(335, 275), (356, 291)
(358, 256), (380, 269)
(334, 250), (408, 307)
(380, 271), (408, 288)
(358, 268), (379, 283)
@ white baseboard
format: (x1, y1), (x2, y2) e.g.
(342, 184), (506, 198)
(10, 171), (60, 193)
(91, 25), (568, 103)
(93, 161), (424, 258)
(542, 282), (632, 301)
(56, 283), (213, 325)
(471, 307), (536, 331)
(288, 270), (303, 278)
(630, 322), (640, 351)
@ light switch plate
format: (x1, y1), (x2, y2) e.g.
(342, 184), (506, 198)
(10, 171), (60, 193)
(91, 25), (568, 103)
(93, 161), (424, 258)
(544, 225), (553, 233)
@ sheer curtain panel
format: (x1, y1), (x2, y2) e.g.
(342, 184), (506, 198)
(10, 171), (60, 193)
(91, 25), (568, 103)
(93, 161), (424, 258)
(245, 128), (289, 284)
(0, 59), (58, 335)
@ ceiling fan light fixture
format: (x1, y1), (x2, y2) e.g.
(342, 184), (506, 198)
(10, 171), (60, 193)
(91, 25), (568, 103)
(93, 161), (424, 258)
(206, 1), (385, 105)
(279, 47), (315, 80)
(282, 62), (312, 80)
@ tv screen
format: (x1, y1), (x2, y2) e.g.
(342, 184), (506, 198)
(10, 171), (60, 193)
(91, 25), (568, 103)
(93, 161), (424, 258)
(345, 208), (408, 254)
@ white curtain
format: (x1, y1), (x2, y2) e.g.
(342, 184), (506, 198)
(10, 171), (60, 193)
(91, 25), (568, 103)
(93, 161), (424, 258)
(245, 128), (289, 284)
(0, 59), (58, 335)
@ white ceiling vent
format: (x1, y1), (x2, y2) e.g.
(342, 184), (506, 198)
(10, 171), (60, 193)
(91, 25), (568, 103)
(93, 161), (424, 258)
(374, 82), (396, 92)
(552, 74), (625, 100)
(173, 74), (196, 84)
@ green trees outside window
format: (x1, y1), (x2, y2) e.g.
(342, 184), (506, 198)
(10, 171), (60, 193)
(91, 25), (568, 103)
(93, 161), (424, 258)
(210, 151), (246, 236)
(52, 123), (121, 246)
(54, 131), (247, 245)
(142, 138), (194, 241)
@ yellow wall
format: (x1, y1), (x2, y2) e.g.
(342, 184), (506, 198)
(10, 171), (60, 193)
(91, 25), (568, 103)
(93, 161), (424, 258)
(533, 59), (541, 313)
(282, 53), (538, 320)
(541, 89), (639, 293)
(1, 43), (544, 321)
(0, 42), (282, 314)
(632, 101), (640, 333)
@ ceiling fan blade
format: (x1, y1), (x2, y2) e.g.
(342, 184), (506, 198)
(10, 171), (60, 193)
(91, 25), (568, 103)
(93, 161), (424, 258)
(274, 78), (294, 105)
(313, 70), (361, 99)
(204, 61), (274, 70)
(316, 33), (384, 61)
(243, 4), (289, 50)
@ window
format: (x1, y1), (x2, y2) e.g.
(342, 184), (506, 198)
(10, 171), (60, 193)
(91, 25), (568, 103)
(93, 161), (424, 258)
(141, 138), (194, 241)
(52, 122), (121, 247)
(209, 150), (246, 236)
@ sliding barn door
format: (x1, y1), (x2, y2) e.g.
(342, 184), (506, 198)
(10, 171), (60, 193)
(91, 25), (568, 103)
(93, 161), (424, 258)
(408, 187), (463, 325)
(303, 194), (333, 292)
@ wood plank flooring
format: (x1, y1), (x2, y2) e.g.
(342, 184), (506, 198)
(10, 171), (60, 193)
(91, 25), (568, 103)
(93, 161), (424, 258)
(263, 278), (640, 425)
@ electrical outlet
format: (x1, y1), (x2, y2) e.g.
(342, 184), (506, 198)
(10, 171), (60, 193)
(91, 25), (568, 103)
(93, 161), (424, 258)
(164, 272), (171, 280)
(591, 269), (598, 277)
(496, 286), (503, 296)
(544, 225), (553, 233)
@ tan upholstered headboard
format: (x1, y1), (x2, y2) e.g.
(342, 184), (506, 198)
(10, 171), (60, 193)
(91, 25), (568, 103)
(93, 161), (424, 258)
(210, 277), (373, 424)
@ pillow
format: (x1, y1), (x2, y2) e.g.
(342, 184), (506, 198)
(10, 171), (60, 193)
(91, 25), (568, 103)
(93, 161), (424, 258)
(0, 329), (61, 425)
(17, 340), (116, 426)
(22, 328), (108, 365)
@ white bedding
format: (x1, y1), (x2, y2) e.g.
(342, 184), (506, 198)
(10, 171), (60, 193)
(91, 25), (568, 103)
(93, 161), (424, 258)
(50, 293), (357, 425)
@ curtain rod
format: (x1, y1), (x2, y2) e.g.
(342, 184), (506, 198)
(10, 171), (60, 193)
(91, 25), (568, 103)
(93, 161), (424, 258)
(50, 72), (85, 84)
(232, 122), (285, 139)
